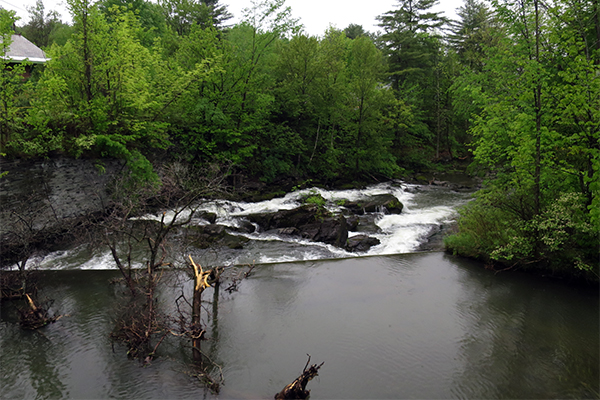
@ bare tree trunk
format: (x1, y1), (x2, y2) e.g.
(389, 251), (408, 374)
(189, 255), (222, 367)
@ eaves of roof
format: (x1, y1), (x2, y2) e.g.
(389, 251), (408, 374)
(0, 34), (51, 63)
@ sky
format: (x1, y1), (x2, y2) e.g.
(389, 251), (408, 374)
(1, 0), (463, 36)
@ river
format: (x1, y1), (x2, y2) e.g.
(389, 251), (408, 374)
(1, 181), (598, 399)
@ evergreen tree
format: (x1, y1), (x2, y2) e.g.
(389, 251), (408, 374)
(159, 0), (232, 35)
(376, 0), (449, 168)
(447, 0), (496, 70)
(376, 0), (446, 90)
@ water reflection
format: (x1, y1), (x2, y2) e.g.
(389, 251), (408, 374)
(451, 261), (599, 399)
(1, 254), (597, 399)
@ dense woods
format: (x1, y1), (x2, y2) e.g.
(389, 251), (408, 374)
(1, 0), (598, 280)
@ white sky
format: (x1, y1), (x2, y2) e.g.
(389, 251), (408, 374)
(1, 0), (462, 36)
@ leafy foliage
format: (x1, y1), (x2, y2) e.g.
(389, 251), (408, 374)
(445, 0), (599, 280)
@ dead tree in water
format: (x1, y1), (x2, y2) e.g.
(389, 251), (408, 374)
(188, 255), (222, 366)
(275, 355), (324, 399)
(104, 162), (230, 361)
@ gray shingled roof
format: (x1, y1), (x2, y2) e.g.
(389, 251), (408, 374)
(1, 34), (50, 63)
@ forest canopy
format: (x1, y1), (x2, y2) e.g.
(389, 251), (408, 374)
(1, 0), (598, 279)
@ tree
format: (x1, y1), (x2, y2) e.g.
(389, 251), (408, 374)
(168, 0), (301, 177)
(102, 160), (229, 361)
(24, 1), (169, 179)
(376, 0), (449, 168)
(18, 0), (66, 48)
(98, 0), (168, 46)
(0, 9), (27, 150)
(272, 33), (322, 176)
(345, 36), (396, 174)
(446, 0), (599, 279)
(158, 0), (232, 35)
(344, 23), (368, 39)
(376, 0), (446, 90)
(447, 0), (496, 70)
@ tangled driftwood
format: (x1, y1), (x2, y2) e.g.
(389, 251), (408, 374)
(275, 355), (324, 399)
(18, 294), (62, 329)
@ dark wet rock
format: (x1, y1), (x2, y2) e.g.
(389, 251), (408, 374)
(231, 219), (256, 234)
(221, 234), (250, 249)
(416, 223), (459, 252)
(276, 227), (300, 236)
(248, 206), (348, 248)
(187, 224), (249, 250)
(345, 194), (403, 215)
(346, 215), (359, 231)
(346, 235), (381, 252)
(197, 211), (217, 224)
(299, 214), (348, 248)
(247, 204), (322, 230)
(352, 214), (383, 234)
(201, 224), (226, 237)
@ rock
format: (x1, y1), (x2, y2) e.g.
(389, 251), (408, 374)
(201, 224), (226, 237)
(248, 206), (348, 248)
(345, 194), (403, 215)
(197, 211), (217, 224)
(221, 234), (250, 249)
(187, 224), (249, 250)
(346, 215), (359, 231)
(345, 235), (381, 252)
(247, 204), (321, 230)
(231, 219), (256, 234)
(276, 227), (300, 236)
(299, 214), (348, 247)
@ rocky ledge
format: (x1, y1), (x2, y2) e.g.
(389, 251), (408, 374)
(188, 194), (404, 253)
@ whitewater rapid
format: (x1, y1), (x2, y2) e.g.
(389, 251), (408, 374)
(18, 181), (474, 270)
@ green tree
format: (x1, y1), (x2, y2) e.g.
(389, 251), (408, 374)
(446, 0), (599, 279)
(376, 0), (446, 90)
(271, 33), (321, 177)
(22, 1), (169, 181)
(447, 0), (496, 70)
(345, 36), (396, 174)
(344, 23), (368, 40)
(18, 0), (67, 48)
(98, 0), (168, 46)
(0, 9), (28, 149)
(159, 0), (231, 35)
(309, 28), (349, 175)
(376, 0), (448, 168)
(272, 28), (351, 178)
(168, 0), (301, 175)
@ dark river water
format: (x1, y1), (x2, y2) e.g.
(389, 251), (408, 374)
(1, 252), (598, 399)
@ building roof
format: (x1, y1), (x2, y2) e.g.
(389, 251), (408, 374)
(1, 34), (50, 63)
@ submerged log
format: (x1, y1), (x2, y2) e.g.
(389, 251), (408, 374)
(275, 356), (324, 400)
